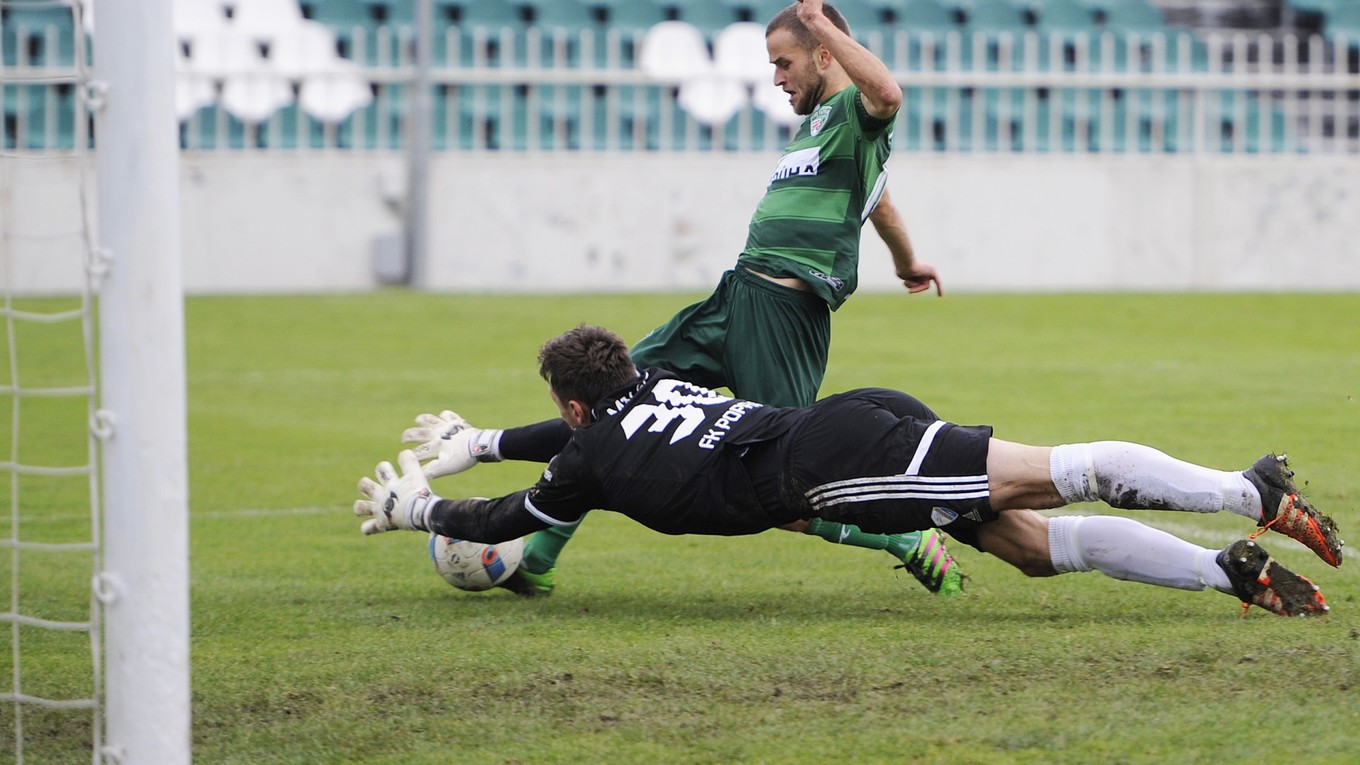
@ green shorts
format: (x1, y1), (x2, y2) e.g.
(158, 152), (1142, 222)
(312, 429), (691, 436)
(630, 267), (831, 407)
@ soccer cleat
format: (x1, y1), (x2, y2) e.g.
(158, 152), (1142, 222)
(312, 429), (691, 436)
(892, 529), (965, 596)
(496, 566), (556, 598)
(1216, 539), (1328, 617)
(1243, 453), (1344, 567)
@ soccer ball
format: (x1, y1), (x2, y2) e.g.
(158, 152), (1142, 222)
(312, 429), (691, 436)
(428, 535), (524, 591)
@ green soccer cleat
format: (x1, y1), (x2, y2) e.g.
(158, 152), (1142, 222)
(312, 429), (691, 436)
(1216, 539), (1328, 617)
(1243, 453), (1344, 567)
(497, 566), (556, 598)
(892, 529), (965, 596)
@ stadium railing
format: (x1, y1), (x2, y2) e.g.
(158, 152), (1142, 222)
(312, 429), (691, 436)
(3, 7), (1359, 155)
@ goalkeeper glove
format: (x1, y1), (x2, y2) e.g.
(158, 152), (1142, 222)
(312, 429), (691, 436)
(401, 409), (502, 480)
(354, 450), (440, 535)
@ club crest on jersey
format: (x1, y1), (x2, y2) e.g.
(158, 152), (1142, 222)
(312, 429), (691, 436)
(770, 146), (820, 184)
(809, 104), (832, 135)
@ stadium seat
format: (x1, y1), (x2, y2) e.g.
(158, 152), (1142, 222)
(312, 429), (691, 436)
(1326, 2), (1360, 46)
(960, 0), (1029, 70)
(599, 0), (668, 67)
(230, 0), (305, 43)
(888, 0), (963, 71)
(456, 85), (529, 150)
(678, 73), (748, 126)
(457, 0), (527, 67)
(671, 0), (742, 38)
(298, 61), (374, 123)
(825, 0), (889, 31)
(3, 82), (76, 150)
(303, 0), (377, 62)
(751, 79), (803, 127)
(640, 22), (711, 83)
(536, 83), (594, 149)
(180, 104), (248, 150)
(714, 21), (770, 84)
(1217, 90), (1295, 153)
(1030, 0), (1102, 70)
(602, 84), (665, 151)
(3, 1), (80, 66)
(526, 0), (599, 67)
(268, 19), (346, 79)
(1101, 0), (1166, 31)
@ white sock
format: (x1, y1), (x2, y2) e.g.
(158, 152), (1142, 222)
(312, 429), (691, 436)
(1048, 515), (1233, 593)
(1049, 442), (1262, 520)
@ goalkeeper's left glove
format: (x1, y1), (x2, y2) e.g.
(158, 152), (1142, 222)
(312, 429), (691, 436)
(401, 409), (503, 480)
(354, 450), (441, 535)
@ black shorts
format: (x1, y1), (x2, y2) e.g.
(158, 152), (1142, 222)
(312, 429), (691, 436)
(779, 388), (998, 549)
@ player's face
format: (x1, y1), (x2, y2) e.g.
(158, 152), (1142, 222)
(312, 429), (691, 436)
(767, 29), (826, 116)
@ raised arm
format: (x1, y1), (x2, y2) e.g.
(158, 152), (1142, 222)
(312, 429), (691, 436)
(797, 0), (902, 118)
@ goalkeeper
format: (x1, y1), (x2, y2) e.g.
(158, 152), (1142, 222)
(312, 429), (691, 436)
(402, 0), (957, 596)
(356, 325), (1342, 618)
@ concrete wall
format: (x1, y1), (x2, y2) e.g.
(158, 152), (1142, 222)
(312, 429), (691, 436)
(5, 152), (1358, 294)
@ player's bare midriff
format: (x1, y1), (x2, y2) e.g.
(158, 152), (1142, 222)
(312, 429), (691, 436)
(745, 267), (813, 293)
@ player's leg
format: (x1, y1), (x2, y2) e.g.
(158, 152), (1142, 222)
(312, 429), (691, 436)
(1044, 442), (1343, 566)
(976, 511), (1328, 616)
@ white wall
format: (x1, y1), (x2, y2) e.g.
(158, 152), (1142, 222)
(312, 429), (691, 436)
(5, 152), (1358, 294)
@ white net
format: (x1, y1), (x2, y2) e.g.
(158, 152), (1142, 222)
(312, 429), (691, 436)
(1, 1), (105, 762)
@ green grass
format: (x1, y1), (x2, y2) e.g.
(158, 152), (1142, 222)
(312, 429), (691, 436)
(5, 292), (1360, 764)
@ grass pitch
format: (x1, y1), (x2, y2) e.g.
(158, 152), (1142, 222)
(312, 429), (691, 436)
(5, 291), (1360, 764)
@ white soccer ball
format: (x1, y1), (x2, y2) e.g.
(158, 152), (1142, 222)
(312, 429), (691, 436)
(428, 534), (524, 591)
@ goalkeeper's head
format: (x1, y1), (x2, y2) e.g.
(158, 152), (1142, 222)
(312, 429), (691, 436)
(538, 324), (639, 424)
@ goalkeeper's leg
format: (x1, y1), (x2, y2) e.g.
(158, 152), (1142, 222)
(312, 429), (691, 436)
(799, 519), (964, 596)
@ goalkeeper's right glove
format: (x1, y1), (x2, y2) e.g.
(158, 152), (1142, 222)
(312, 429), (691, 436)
(401, 409), (503, 480)
(354, 450), (440, 535)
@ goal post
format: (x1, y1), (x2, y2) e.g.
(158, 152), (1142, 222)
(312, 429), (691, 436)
(93, 1), (191, 763)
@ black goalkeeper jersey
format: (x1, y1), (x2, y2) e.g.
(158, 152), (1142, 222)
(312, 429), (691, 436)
(433, 369), (808, 541)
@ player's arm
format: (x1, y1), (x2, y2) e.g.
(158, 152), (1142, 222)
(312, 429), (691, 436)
(355, 449), (590, 538)
(403, 410), (572, 479)
(798, 0), (901, 118)
(870, 187), (941, 295)
(427, 492), (551, 543)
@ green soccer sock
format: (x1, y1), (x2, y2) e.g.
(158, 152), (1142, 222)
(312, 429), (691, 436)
(520, 514), (586, 574)
(803, 518), (922, 562)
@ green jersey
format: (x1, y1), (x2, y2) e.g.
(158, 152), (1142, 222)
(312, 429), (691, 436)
(737, 86), (895, 310)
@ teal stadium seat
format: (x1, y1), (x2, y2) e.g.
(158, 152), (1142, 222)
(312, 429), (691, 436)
(526, 0), (599, 67)
(457, 0), (528, 67)
(888, 0), (961, 71)
(600, 0), (668, 66)
(3, 0), (79, 66)
(303, 0), (379, 62)
(456, 84), (529, 151)
(1326, 1), (1360, 47)
(671, 0), (742, 38)
(961, 0), (1030, 70)
(1030, 0), (1102, 70)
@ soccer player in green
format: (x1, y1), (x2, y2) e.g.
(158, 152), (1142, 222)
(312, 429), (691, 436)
(406, 1), (959, 595)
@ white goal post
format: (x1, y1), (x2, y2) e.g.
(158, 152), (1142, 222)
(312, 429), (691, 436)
(92, 1), (191, 763)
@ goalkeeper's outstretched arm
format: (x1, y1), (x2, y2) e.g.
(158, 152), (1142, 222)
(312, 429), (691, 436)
(427, 491), (551, 544)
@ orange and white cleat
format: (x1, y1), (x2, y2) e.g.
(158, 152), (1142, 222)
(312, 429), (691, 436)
(1243, 453), (1343, 567)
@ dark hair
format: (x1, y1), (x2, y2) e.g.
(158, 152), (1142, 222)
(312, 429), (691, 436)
(537, 325), (637, 408)
(766, 3), (852, 50)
